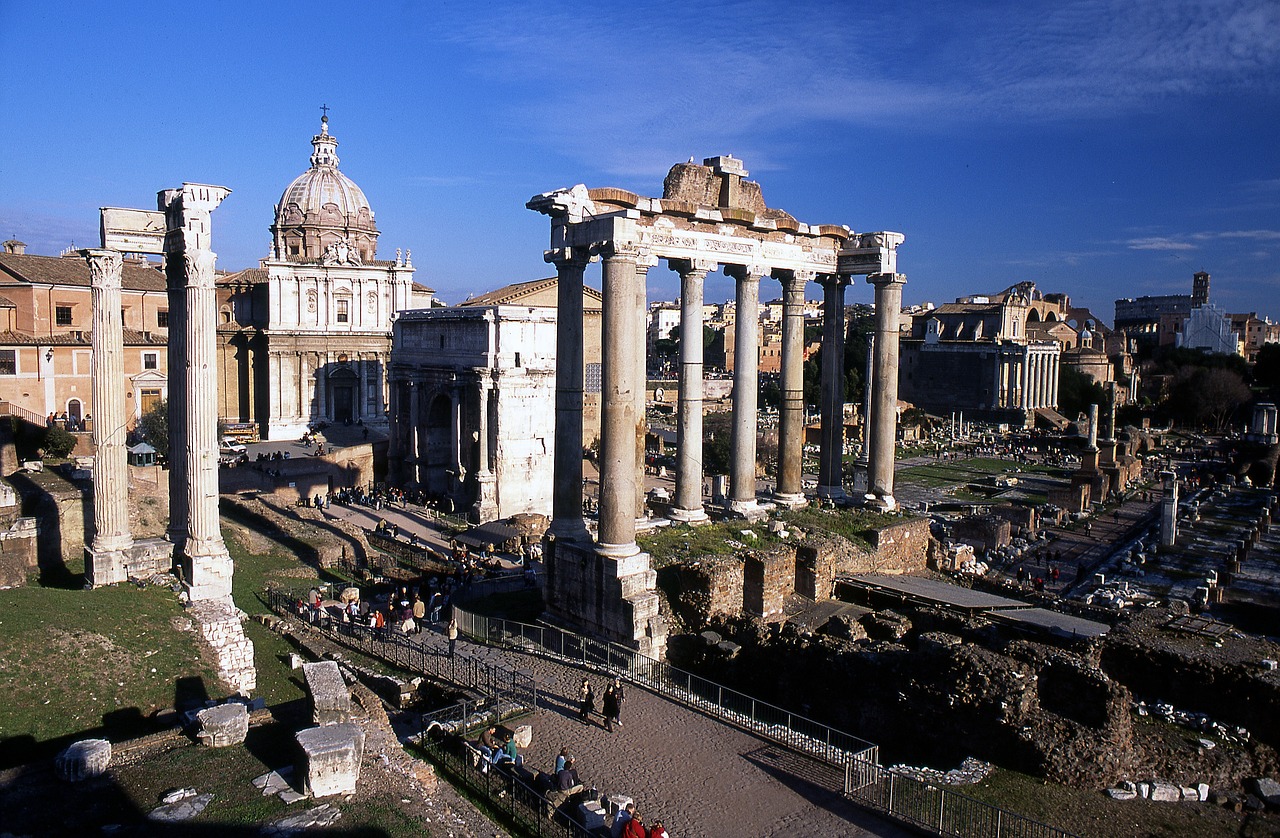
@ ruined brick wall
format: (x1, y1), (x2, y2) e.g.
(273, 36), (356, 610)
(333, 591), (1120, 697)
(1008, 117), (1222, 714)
(988, 505), (1038, 536)
(671, 558), (744, 628)
(863, 518), (931, 574)
(795, 540), (838, 600)
(951, 515), (1012, 551)
(743, 550), (794, 619)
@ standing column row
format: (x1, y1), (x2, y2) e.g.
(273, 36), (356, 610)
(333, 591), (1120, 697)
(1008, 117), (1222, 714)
(817, 274), (849, 501)
(772, 270), (810, 506)
(866, 273), (906, 511)
(671, 260), (712, 522)
(82, 249), (133, 586)
(726, 265), (763, 514)
(162, 183), (233, 602)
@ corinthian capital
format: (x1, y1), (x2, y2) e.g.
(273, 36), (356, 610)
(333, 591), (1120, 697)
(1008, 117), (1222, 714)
(80, 249), (123, 288)
(184, 249), (218, 289)
(595, 240), (642, 262)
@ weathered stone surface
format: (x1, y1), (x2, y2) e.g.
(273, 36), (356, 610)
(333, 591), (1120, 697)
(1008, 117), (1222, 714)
(264, 803), (343, 832)
(1249, 777), (1280, 806)
(578, 800), (607, 829)
(296, 723), (364, 798)
(195, 702), (248, 747)
(1106, 788), (1137, 800)
(253, 768), (294, 796)
(55, 738), (111, 782)
(819, 613), (868, 642)
(303, 660), (351, 726)
(861, 610), (912, 641)
(148, 792), (213, 822)
(512, 724), (533, 749)
(1197, 782), (1210, 802)
(1149, 781), (1181, 802)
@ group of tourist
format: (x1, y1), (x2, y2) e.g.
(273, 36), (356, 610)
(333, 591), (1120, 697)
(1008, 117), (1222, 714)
(578, 677), (627, 732)
(611, 802), (670, 838)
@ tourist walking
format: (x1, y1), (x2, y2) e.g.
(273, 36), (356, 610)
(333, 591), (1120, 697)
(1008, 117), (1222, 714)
(447, 616), (458, 658)
(412, 594), (425, 634)
(603, 683), (619, 732)
(578, 678), (595, 725)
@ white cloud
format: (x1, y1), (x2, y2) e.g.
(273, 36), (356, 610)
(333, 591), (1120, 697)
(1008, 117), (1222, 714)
(1126, 237), (1198, 251)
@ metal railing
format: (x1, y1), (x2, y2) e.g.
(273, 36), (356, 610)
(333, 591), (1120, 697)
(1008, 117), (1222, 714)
(845, 758), (1076, 838)
(412, 702), (598, 838)
(265, 588), (537, 711)
(449, 609), (879, 776)
(450, 608), (1078, 838)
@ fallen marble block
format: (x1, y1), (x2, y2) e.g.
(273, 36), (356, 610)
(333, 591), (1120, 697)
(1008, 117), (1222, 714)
(303, 661), (351, 726)
(56, 739), (112, 782)
(195, 703), (249, 747)
(296, 723), (364, 798)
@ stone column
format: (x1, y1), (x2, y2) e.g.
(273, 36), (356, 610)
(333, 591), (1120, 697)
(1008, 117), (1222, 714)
(671, 259), (713, 523)
(867, 273), (906, 511)
(817, 275), (849, 501)
(726, 265), (764, 514)
(1104, 380), (1117, 440)
(598, 244), (641, 556)
(165, 244), (189, 549)
(450, 389), (463, 483)
(1160, 470), (1179, 547)
(634, 254), (656, 521)
(1051, 355), (1061, 408)
(473, 377), (497, 522)
(1087, 403), (1099, 450)
(852, 333), (875, 495)
(549, 252), (590, 539)
(406, 382), (421, 488)
(161, 183), (233, 602)
(314, 352), (327, 424)
(81, 249), (133, 586)
(774, 270), (811, 506)
(1021, 349), (1032, 411)
(386, 377), (402, 484)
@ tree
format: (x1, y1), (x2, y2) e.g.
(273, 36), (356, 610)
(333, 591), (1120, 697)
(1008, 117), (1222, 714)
(139, 398), (169, 455)
(702, 413), (733, 476)
(1057, 365), (1106, 421)
(1173, 367), (1251, 430)
(41, 425), (77, 459)
(1254, 343), (1280, 393)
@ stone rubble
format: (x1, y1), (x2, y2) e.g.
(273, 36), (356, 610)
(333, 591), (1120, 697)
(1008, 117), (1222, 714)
(261, 803), (344, 833)
(1132, 699), (1251, 745)
(1104, 778), (1211, 802)
(148, 792), (214, 821)
(188, 597), (257, 694)
(194, 702), (249, 747)
(888, 756), (994, 786)
(55, 738), (112, 782)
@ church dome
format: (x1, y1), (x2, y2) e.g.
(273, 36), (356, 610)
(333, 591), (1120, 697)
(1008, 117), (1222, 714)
(271, 116), (379, 263)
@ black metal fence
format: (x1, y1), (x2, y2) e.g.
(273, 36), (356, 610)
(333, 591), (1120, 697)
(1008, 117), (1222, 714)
(413, 703), (597, 838)
(265, 587), (537, 711)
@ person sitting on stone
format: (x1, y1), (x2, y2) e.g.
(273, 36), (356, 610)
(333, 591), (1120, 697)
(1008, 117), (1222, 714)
(621, 811), (646, 838)
(477, 725), (503, 769)
(555, 756), (581, 792)
(649, 818), (671, 838)
(610, 803), (636, 838)
(554, 747), (572, 774)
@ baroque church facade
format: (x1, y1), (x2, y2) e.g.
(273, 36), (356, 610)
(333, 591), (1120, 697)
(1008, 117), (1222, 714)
(217, 117), (431, 440)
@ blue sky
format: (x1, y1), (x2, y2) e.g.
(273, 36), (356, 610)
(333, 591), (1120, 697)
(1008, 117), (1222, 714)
(2, 0), (1278, 322)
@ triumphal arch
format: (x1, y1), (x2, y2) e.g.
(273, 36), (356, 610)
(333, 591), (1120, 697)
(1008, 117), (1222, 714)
(528, 156), (905, 658)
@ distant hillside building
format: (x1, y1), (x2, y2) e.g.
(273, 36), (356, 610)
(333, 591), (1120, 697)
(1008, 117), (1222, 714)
(1114, 271), (1210, 346)
(1178, 302), (1240, 355)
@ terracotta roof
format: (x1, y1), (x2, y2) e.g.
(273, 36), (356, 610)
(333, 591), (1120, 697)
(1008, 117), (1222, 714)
(217, 267), (269, 285)
(460, 277), (603, 309)
(0, 252), (166, 291)
(0, 328), (167, 346)
(0, 294), (15, 308)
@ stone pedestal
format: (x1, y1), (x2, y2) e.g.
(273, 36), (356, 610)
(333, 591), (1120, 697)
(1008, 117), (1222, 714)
(296, 723), (365, 798)
(542, 538), (666, 659)
(303, 661), (352, 726)
(195, 703), (249, 747)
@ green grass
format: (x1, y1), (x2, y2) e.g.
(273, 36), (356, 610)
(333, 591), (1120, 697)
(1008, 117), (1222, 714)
(778, 507), (906, 550)
(639, 520), (782, 567)
(0, 578), (217, 767)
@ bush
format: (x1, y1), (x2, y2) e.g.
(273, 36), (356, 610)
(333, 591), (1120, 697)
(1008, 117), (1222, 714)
(42, 425), (77, 459)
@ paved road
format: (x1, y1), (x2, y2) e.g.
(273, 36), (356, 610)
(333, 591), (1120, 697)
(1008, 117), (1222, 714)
(393, 620), (911, 838)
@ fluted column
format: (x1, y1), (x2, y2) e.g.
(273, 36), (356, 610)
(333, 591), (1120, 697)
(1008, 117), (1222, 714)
(671, 259), (712, 522)
(82, 249), (133, 586)
(549, 252), (590, 539)
(1050, 355), (1060, 409)
(387, 377), (402, 484)
(817, 274), (850, 501)
(774, 270), (811, 505)
(726, 265), (764, 513)
(634, 253), (656, 521)
(165, 245), (188, 549)
(598, 245), (641, 557)
(162, 183), (233, 602)
(1021, 348), (1032, 411)
(406, 381), (421, 487)
(867, 273), (906, 511)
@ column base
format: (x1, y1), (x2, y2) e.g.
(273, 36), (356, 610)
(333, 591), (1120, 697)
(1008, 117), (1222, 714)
(542, 540), (666, 660)
(85, 546), (131, 587)
(597, 540), (641, 559)
(669, 506), (710, 525)
(816, 485), (848, 502)
(863, 493), (897, 512)
(728, 498), (771, 522)
(770, 491), (807, 509)
(549, 517), (591, 542)
(469, 473), (498, 524)
(181, 539), (234, 602)
(851, 460), (870, 495)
